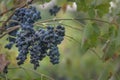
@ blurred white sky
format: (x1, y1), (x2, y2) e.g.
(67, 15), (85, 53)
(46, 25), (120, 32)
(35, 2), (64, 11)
(38, 0), (118, 13)
(39, 0), (77, 11)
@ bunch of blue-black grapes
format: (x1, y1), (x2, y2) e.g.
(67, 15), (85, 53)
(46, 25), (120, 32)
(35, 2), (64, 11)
(16, 25), (65, 70)
(49, 5), (61, 16)
(5, 6), (65, 70)
(5, 6), (41, 49)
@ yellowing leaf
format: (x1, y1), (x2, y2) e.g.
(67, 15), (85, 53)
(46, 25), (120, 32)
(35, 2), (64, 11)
(62, 3), (67, 13)
(0, 54), (10, 73)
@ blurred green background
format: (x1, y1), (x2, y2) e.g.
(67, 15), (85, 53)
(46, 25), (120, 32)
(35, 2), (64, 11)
(0, 0), (120, 80)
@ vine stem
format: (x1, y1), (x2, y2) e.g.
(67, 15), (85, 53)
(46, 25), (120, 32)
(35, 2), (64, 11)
(19, 66), (55, 80)
(8, 66), (55, 80)
(5, 74), (7, 80)
(37, 18), (115, 25)
(102, 39), (111, 60)
(0, 18), (117, 39)
(0, 25), (20, 38)
(60, 23), (82, 31)
(65, 35), (80, 44)
(20, 66), (34, 80)
(90, 48), (102, 60)
(0, 0), (34, 17)
(34, 22), (82, 31)
(0, 7), (15, 17)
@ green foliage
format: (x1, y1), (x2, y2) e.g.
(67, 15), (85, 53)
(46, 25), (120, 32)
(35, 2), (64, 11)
(56, 0), (67, 5)
(116, 27), (120, 47)
(95, 3), (110, 17)
(81, 22), (100, 53)
(69, 0), (111, 17)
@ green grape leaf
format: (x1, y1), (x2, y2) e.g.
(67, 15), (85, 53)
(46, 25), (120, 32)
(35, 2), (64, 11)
(81, 22), (100, 54)
(95, 3), (110, 17)
(102, 40), (117, 61)
(88, 8), (95, 18)
(102, 25), (120, 61)
(108, 25), (118, 37)
(76, 0), (88, 11)
(73, 0), (111, 18)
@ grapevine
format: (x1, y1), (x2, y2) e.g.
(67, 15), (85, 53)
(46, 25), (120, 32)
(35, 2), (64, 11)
(0, 0), (118, 80)
(4, 6), (65, 70)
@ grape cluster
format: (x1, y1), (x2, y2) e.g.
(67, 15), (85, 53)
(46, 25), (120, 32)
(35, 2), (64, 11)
(16, 25), (65, 70)
(5, 6), (41, 49)
(4, 6), (65, 70)
(16, 29), (35, 65)
(13, 6), (41, 24)
(48, 46), (60, 64)
(3, 65), (8, 74)
(49, 5), (61, 16)
(5, 23), (19, 49)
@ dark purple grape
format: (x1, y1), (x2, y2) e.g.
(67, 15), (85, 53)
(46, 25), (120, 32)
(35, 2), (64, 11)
(3, 66), (8, 74)
(5, 42), (14, 49)
(49, 5), (61, 16)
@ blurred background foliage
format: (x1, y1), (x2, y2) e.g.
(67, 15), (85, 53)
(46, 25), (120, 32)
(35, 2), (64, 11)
(0, 0), (120, 80)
